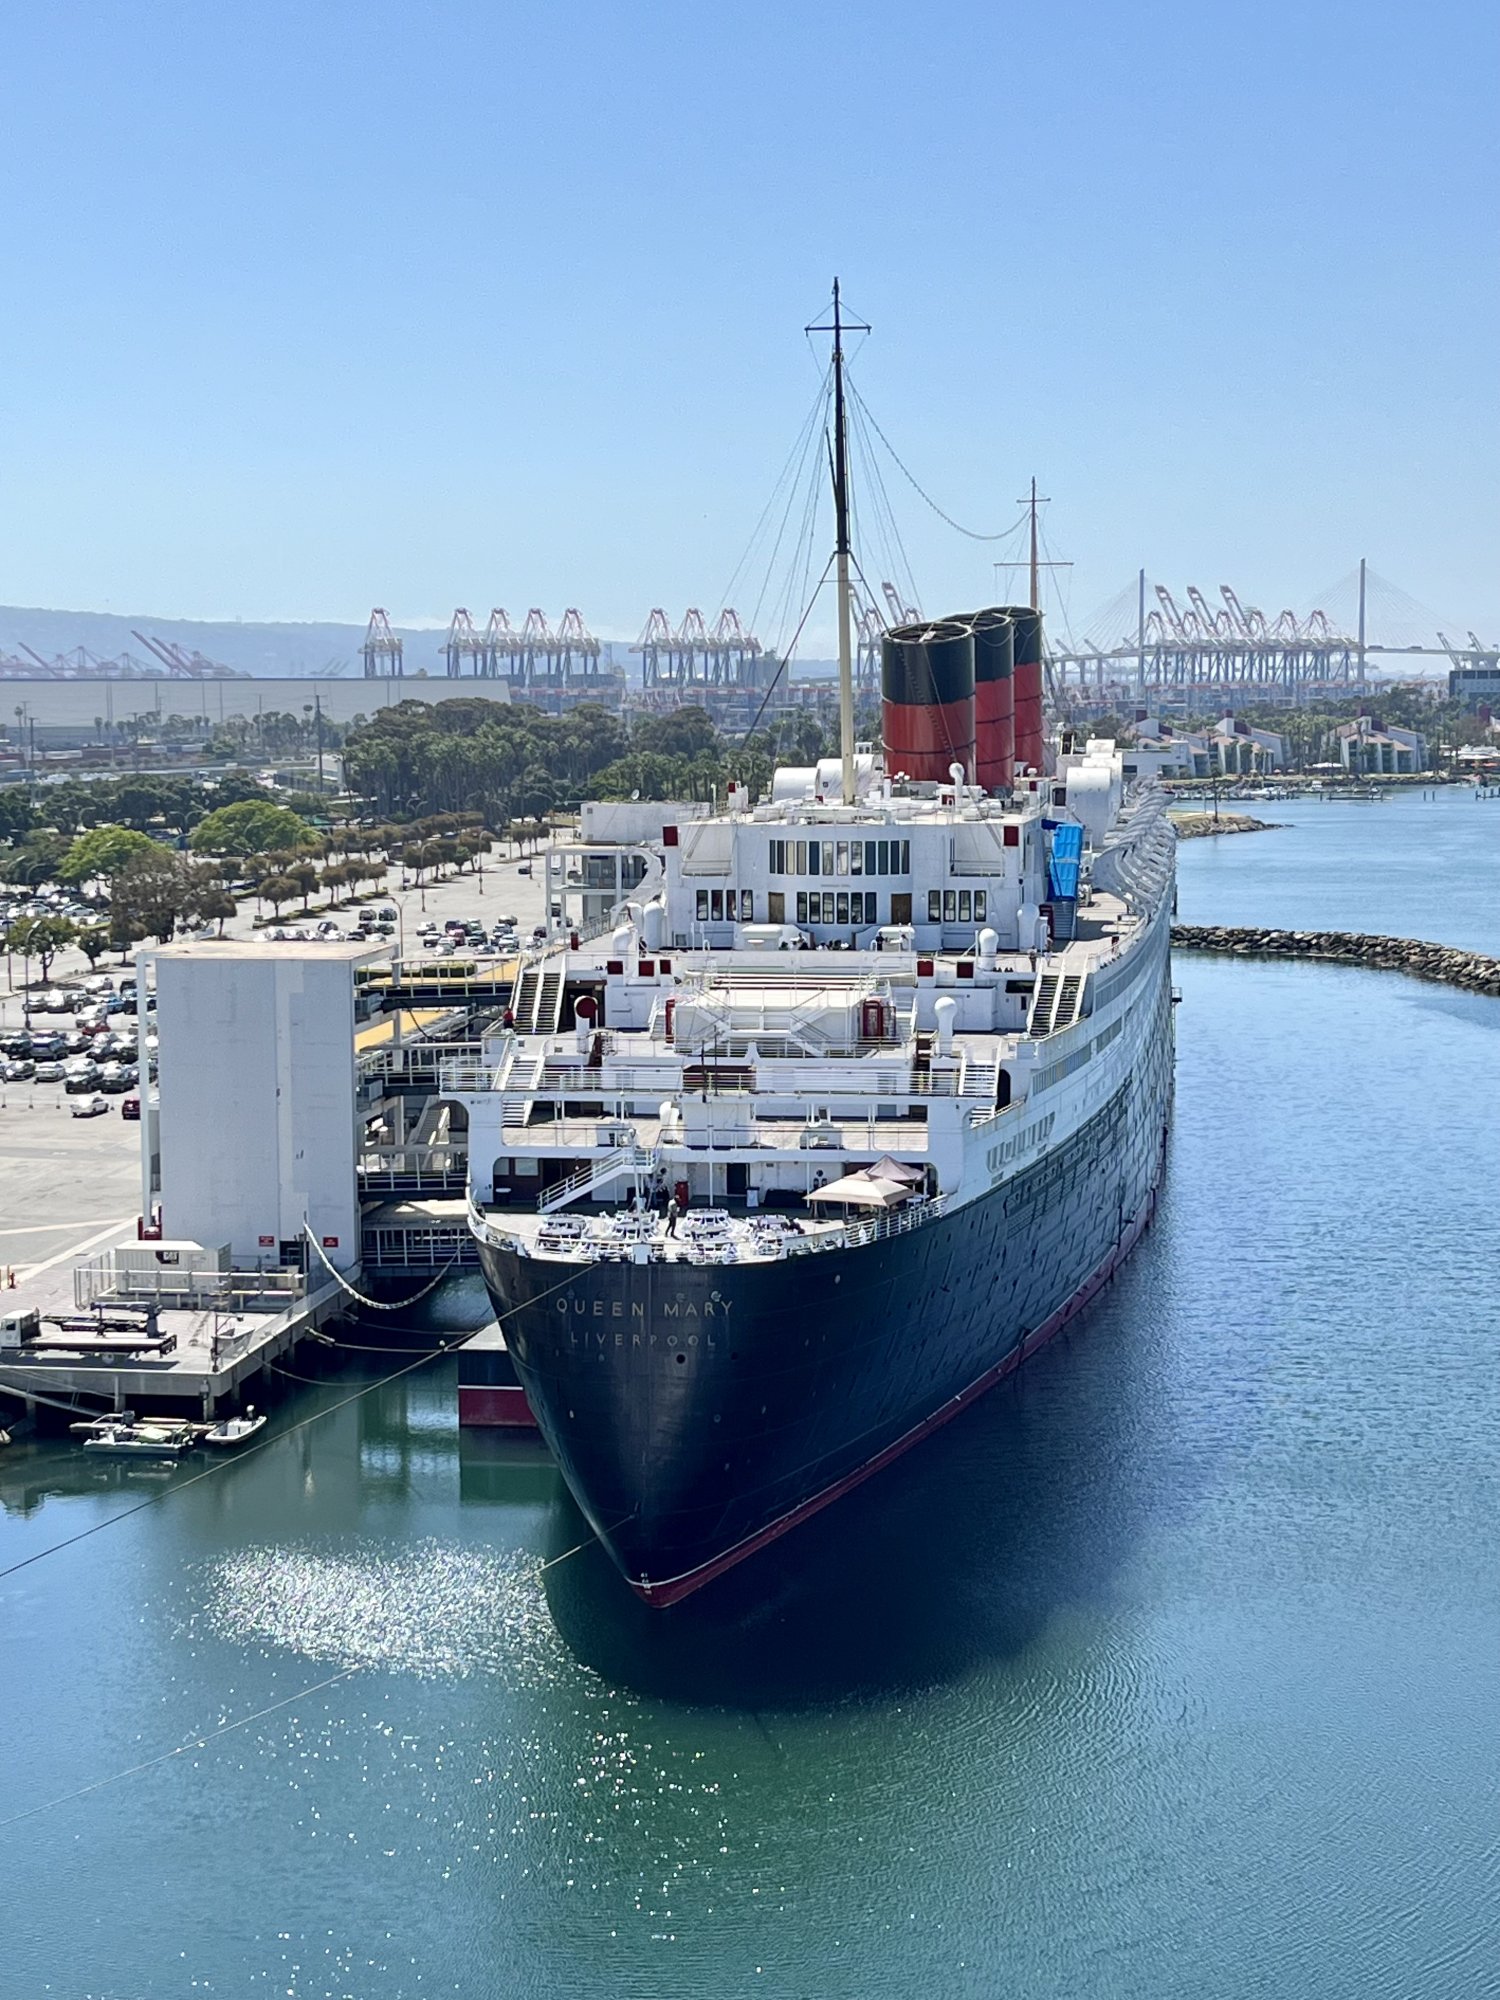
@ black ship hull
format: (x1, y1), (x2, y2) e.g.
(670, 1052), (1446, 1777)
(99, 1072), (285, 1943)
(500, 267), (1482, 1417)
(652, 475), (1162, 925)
(477, 970), (1174, 1604)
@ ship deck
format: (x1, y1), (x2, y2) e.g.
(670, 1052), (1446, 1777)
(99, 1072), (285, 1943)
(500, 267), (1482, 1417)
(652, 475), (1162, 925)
(471, 1193), (939, 1266)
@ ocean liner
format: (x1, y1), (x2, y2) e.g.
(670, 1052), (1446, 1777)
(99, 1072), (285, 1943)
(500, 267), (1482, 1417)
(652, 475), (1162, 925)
(455, 288), (1176, 1603)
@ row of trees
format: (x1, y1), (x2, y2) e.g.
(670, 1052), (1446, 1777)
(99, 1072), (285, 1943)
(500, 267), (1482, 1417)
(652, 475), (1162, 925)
(340, 696), (842, 822)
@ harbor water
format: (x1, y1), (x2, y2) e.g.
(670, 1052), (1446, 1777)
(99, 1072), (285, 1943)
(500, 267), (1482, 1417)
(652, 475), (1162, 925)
(3, 787), (1498, 1998)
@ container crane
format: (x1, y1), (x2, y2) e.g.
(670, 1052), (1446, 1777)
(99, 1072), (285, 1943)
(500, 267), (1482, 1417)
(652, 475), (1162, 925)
(361, 609), (404, 678)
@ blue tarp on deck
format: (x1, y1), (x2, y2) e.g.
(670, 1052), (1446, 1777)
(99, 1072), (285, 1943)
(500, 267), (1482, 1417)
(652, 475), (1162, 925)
(1047, 821), (1083, 902)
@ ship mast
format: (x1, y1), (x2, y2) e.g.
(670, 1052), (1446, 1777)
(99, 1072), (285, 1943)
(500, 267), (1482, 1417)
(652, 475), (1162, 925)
(810, 279), (867, 807)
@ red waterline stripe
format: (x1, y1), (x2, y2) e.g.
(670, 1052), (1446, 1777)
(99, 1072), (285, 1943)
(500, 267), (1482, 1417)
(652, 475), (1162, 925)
(631, 1144), (1166, 1608)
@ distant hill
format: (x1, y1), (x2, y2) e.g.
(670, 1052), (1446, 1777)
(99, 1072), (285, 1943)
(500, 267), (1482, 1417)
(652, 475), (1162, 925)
(0, 606), (641, 680)
(0, 603), (839, 685)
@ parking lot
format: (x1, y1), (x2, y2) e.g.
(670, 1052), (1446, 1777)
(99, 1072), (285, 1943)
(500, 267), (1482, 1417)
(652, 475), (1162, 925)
(0, 843), (559, 1295)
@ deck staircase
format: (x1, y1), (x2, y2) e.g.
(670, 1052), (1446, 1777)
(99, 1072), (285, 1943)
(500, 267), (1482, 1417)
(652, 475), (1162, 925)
(537, 1144), (654, 1215)
(509, 961), (566, 1036)
(1027, 970), (1085, 1038)
(499, 1051), (543, 1127)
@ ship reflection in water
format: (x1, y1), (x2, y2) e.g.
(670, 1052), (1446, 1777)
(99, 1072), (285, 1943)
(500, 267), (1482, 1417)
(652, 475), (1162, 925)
(487, 1247), (1169, 1708)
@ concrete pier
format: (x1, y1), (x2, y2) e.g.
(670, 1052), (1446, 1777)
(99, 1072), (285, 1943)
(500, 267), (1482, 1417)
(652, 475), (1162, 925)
(1170, 926), (1500, 998)
(0, 1278), (349, 1420)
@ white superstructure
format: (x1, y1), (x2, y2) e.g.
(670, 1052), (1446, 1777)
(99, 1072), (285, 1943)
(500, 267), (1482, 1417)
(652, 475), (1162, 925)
(455, 743), (1169, 1269)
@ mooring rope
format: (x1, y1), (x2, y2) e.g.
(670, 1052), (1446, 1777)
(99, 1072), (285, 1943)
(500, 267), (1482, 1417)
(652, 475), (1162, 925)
(301, 1224), (458, 1311)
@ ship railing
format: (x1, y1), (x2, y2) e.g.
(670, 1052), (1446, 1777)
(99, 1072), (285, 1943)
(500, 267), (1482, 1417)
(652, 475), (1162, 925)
(784, 1192), (946, 1255)
(439, 1059), (504, 1094)
(360, 1039), (484, 1087)
(470, 1059), (985, 1102)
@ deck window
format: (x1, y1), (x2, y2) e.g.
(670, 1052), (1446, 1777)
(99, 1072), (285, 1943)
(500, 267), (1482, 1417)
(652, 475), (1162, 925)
(943, 889), (957, 921)
(796, 891), (808, 923)
(836, 842), (849, 876)
(877, 840), (889, 874)
(836, 892), (849, 924)
(822, 842), (834, 876)
(696, 890), (709, 922)
(740, 889), (754, 921)
(958, 891), (971, 922)
(973, 889), (987, 921)
(710, 890), (723, 921)
(928, 890), (942, 922)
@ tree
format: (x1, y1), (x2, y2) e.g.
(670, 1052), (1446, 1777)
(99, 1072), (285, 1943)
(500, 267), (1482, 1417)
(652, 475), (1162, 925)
(2, 831), (68, 887)
(259, 873), (299, 914)
(6, 912), (76, 982)
(112, 777), (200, 836)
(288, 860), (319, 911)
(110, 846), (208, 944)
(0, 791), (33, 842)
(75, 923), (111, 969)
(196, 887), (237, 935)
(189, 798), (313, 858)
(207, 771), (272, 808)
(60, 824), (163, 886)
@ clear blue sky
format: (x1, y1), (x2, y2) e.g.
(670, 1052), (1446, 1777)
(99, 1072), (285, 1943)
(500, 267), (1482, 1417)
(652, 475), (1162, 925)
(1, 0), (1496, 651)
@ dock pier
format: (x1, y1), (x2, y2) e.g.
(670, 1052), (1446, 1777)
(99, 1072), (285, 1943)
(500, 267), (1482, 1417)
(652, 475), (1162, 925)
(0, 1273), (351, 1423)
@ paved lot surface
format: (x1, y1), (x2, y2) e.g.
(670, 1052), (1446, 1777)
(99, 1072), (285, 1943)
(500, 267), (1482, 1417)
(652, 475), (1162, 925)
(0, 1087), (143, 1326)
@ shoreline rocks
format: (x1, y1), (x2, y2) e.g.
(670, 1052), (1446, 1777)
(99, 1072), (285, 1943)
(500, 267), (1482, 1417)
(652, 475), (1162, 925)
(1167, 813), (1280, 839)
(1169, 926), (1500, 998)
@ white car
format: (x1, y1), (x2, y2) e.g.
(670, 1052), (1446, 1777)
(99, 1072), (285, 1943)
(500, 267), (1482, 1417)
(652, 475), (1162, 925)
(33, 1060), (65, 1082)
(71, 1093), (109, 1118)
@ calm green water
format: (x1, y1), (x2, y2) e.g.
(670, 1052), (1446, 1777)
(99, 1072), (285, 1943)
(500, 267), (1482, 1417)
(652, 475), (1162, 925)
(3, 791), (1498, 1999)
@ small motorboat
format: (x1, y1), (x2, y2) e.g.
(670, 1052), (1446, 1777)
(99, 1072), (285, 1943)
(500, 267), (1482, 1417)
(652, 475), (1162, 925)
(83, 1419), (197, 1457)
(203, 1407), (267, 1448)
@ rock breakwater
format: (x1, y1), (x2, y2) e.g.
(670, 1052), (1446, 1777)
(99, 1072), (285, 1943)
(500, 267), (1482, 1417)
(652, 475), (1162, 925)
(1167, 812), (1279, 839)
(1170, 926), (1500, 997)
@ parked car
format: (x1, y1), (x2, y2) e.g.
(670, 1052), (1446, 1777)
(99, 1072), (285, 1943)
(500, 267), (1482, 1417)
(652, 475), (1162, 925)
(516, 863), (532, 876)
(64, 1064), (102, 1093)
(3, 1058), (35, 1082)
(33, 1061), (65, 1082)
(121, 1095), (141, 1120)
(29, 1034), (66, 1058)
(71, 1093), (109, 1118)
(98, 1065), (132, 1093)
(104, 994), (132, 1015)
(0, 1032), (32, 1058)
